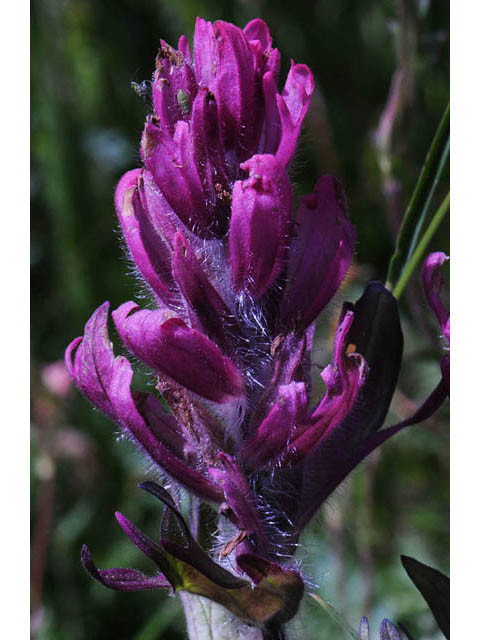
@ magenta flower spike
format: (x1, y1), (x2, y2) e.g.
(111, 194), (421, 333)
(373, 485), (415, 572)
(66, 17), (448, 637)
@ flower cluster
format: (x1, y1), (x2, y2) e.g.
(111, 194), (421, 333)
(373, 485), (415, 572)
(65, 17), (447, 628)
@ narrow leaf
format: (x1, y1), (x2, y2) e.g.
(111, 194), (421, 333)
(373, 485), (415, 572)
(392, 192), (449, 300)
(401, 555), (450, 639)
(309, 593), (361, 639)
(387, 103), (449, 291)
(344, 281), (403, 439)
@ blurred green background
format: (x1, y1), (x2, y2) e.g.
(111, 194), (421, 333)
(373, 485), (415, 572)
(31, 0), (449, 638)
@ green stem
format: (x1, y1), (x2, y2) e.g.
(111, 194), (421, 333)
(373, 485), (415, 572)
(386, 103), (450, 289)
(180, 593), (265, 640)
(392, 192), (450, 300)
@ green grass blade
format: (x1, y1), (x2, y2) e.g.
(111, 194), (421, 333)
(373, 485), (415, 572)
(309, 593), (361, 639)
(387, 103), (450, 291)
(133, 600), (182, 640)
(393, 192), (450, 299)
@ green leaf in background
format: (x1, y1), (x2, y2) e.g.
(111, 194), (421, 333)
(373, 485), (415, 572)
(386, 103), (449, 295)
(133, 600), (183, 640)
(392, 192), (450, 299)
(401, 555), (450, 639)
(309, 593), (361, 639)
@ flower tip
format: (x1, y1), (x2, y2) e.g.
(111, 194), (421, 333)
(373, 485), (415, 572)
(358, 616), (370, 640)
(114, 511), (143, 544)
(425, 251), (449, 266)
(177, 34), (190, 59)
(80, 544), (97, 577)
(137, 481), (178, 512)
(111, 300), (140, 328)
(421, 251), (449, 285)
(115, 169), (141, 215)
(289, 60), (314, 93)
(88, 300), (111, 323)
(243, 18), (272, 47)
(421, 252), (450, 344)
(421, 251), (449, 286)
(64, 336), (83, 376)
(379, 619), (402, 640)
(114, 511), (128, 527)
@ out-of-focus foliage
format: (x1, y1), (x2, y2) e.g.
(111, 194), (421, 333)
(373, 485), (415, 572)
(31, 0), (449, 638)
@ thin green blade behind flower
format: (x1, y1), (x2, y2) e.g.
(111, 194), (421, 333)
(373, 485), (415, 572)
(309, 593), (361, 639)
(386, 103), (449, 294)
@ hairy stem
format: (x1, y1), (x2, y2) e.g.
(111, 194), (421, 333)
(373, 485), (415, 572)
(180, 593), (265, 640)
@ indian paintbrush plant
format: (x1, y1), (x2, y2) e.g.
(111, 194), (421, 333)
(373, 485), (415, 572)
(65, 17), (449, 640)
